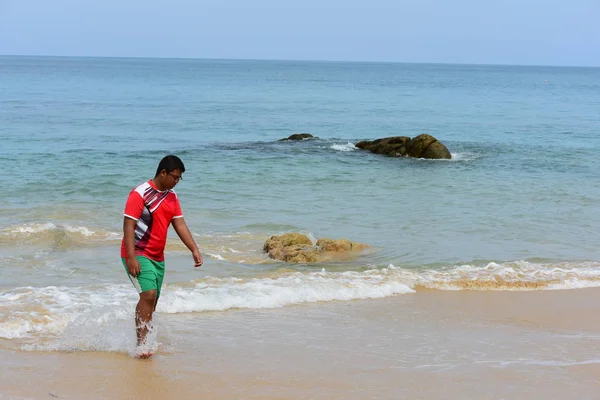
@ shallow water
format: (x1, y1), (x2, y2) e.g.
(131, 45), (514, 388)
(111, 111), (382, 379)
(1, 57), (599, 364)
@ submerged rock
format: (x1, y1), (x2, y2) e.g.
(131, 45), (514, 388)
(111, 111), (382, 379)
(278, 133), (317, 141)
(264, 233), (368, 263)
(356, 134), (451, 159)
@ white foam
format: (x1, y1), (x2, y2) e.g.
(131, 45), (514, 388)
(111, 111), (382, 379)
(401, 261), (600, 291)
(0, 285), (136, 341)
(7, 223), (57, 235)
(3, 261), (600, 350)
(64, 225), (96, 237)
(330, 142), (357, 152)
(496, 358), (600, 367)
(306, 232), (318, 245)
(448, 152), (481, 161)
(161, 269), (415, 313)
(23, 307), (135, 352)
(206, 253), (225, 260)
(0, 269), (415, 343)
(3, 223), (119, 240)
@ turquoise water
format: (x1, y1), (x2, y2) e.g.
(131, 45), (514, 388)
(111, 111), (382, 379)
(1, 56), (599, 349)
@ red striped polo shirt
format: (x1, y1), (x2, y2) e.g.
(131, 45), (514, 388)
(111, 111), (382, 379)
(120, 180), (183, 262)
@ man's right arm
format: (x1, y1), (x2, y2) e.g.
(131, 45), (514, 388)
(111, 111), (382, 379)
(123, 217), (141, 276)
(123, 189), (144, 277)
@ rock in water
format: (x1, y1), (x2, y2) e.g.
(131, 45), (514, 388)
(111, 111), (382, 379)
(278, 133), (317, 141)
(264, 233), (368, 263)
(356, 134), (451, 159)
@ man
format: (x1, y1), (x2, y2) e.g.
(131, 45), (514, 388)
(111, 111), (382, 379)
(121, 155), (203, 358)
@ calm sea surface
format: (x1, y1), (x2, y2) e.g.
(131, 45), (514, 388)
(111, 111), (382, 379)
(1, 56), (599, 356)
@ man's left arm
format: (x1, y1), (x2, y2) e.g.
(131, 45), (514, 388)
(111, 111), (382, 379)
(172, 217), (203, 267)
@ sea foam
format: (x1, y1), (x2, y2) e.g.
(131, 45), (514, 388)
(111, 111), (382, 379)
(2, 261), (599, 349)
(330, 142), (357, 152)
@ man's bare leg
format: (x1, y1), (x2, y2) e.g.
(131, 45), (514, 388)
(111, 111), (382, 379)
(135, 290), (157, 357)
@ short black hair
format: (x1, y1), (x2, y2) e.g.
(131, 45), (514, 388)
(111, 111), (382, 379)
(155, 155), (185, 177)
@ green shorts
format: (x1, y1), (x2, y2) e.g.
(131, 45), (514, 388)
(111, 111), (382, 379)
(122, 256), (165, 299)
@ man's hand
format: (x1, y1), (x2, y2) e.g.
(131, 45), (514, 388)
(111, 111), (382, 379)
(192, 249), (203, 267)
(172, 217), (203, 268)
(127, 257), (141, 277)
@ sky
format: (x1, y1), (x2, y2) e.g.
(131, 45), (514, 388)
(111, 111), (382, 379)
(0, 0), (599, 66)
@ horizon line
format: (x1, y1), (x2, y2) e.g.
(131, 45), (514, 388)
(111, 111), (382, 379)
(0, 53), (598, 69)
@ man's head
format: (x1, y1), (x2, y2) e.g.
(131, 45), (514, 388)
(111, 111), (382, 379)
(154, 155), (185, 190)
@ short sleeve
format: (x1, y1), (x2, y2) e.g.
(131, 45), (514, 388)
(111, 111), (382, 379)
(172, 194), (183, 219)
(123, 190), (144, 220)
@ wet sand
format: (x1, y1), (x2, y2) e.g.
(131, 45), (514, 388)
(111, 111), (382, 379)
(2, 288), (600, 399)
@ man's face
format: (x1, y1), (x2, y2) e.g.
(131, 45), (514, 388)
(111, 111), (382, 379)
(164, 168), (183, 189)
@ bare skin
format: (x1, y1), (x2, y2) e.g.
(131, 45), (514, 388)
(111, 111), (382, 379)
(123, 168), (203, 355)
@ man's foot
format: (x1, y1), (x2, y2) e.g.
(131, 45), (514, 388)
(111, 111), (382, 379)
(136, 351), (154, 359)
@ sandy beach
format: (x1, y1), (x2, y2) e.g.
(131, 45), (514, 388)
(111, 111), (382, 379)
(2, 55), (600, 400)
(2, 287), (600, 399)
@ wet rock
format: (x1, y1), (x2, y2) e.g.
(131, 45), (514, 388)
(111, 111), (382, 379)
(356, 134), (451, 159)
(278, 133), (317, 141)
(316, 238), (368, 252)
(356, 136), (410, 157)
(264, 233), (368, 263)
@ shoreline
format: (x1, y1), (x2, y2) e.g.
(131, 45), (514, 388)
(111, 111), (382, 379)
(2, 288), (600, 399)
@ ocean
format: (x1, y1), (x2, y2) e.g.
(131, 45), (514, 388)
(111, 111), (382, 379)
(1, 56), (600, 399)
